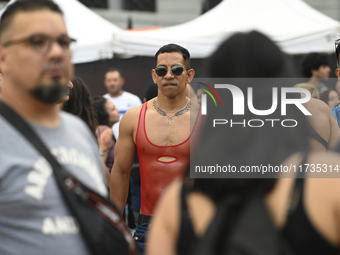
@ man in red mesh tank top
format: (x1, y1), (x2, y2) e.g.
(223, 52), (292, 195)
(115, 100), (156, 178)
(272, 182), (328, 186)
(110, 44), (201, 255)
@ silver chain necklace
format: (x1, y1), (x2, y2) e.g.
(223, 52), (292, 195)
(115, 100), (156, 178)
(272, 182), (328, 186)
(153, 96), (191, 125)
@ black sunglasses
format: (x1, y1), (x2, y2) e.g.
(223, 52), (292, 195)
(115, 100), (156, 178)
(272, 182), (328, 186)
(154, 65), (186, 76)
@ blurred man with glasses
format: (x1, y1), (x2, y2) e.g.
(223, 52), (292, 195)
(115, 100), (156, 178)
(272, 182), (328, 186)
(110, 43), (201, 255)
(0, 1), (108, 254)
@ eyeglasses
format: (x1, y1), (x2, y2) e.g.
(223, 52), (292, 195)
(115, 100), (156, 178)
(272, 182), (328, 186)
(154, 65), (187, 76)
(2, 33), (77, 55)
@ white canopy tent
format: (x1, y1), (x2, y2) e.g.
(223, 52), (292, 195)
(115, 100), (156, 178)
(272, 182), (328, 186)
(1, 0), (122, 64)
(111, 0), (340, 58)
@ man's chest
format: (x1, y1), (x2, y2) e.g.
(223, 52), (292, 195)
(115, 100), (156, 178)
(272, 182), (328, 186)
(143, 113), (191, 146)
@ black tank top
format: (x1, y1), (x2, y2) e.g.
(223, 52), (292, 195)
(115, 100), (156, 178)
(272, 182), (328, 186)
(177, 154), (340, 255)
(177, 184), (197, 255)
(282, 153), (339, 254)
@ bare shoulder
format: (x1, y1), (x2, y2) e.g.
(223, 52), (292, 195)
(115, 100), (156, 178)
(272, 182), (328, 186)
(307, 98), (333, 115)
(282, 151), (340, 178)
(289, 151), (340, 177)
(273, 150), (340, 214)
(101, 126), (113, 136)
(99, 127), (113, 141)
(121, 105), (142, 121)
(190, 98), (200, 111)
(309, 151), (340, 169)
(316, 99), (334, 116)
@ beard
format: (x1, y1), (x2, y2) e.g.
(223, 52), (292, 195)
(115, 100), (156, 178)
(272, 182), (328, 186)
(30, 77), (68, 104)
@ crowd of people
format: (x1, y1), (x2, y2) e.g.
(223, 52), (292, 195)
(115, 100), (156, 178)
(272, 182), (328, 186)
(1, 0), (340, 255)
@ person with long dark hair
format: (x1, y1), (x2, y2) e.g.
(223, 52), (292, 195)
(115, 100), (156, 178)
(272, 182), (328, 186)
(62, 76), (98, 137)
(92, 96), (120, 173)
(147, 31), (340, 255)
(62, 77), (114, 185)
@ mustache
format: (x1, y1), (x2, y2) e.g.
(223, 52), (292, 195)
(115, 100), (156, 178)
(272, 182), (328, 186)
(42, 62), (69, 73)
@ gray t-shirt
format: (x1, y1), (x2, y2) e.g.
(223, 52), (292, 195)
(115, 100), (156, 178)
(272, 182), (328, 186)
(0, 111), (107, 255)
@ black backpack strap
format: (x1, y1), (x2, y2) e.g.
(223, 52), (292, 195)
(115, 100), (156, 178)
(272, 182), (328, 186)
(0, 101), (69, 181)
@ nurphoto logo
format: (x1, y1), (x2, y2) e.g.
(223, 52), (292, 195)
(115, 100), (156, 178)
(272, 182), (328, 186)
(195, 79), (312, 128)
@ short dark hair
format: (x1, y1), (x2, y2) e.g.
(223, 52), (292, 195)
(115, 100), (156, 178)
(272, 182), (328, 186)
(0, 0), (63, 43)
(104, 67), (123, 78)
(155, 43), (191, 69)
(92, 96), (110, 127)
(301, 53), (329, 78)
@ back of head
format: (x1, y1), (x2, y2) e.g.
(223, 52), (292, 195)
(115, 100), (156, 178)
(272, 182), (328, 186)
(208, 31), (296, 78)
(301, 53), (329, 78)
(0, 0), (63, 43)
(155, 43), (191, 69)
(92, 96), (110, 127)
(192, 31), (309, 201)
(294, 83), (320, 99)
(63, 76), (98, 135)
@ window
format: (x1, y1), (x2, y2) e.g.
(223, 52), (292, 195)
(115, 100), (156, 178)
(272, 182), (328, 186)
(124, 0), (155, 12)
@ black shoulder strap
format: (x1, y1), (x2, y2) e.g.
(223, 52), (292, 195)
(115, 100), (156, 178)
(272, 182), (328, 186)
(307, 121), (328, 149)
(286, 152), (308, 215)
(0, 101), (68, 181)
